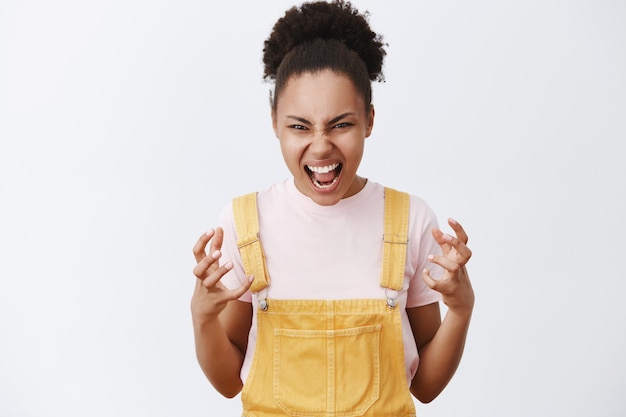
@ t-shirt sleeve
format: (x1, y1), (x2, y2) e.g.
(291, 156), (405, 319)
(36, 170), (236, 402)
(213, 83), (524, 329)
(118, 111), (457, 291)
(216, 202), (253, 303)
(406, 199), (444, 308)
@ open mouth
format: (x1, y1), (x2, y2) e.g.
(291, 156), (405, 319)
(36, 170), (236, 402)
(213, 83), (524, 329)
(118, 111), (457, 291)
(305, 163), (343, 189)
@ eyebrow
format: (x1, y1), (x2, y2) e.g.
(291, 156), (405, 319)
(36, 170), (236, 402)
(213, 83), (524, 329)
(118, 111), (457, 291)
(286, 112), (357, 126)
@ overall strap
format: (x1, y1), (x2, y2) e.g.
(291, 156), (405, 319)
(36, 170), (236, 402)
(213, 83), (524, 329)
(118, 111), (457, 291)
(232, 192), (270, 293)
(380, 187), (410, 291)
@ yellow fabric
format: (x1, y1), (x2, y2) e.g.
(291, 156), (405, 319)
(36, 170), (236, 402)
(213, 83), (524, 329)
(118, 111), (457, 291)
(233, 188), (414, 417)
(381, 188), (410, 291)
(233, 192), (270, 293)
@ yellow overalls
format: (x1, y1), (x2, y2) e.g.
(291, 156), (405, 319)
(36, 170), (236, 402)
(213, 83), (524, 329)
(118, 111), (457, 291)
(232, 188), (416, 417)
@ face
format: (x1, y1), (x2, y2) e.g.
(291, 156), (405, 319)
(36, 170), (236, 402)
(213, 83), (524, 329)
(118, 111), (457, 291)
(272, 70), (374, 206)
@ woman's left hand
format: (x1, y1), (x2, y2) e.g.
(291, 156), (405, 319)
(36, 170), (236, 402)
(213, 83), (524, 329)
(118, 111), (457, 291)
(423, 218), (475, 316)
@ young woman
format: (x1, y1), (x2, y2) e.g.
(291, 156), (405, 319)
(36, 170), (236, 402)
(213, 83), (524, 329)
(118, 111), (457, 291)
(191, 1), (474, 416)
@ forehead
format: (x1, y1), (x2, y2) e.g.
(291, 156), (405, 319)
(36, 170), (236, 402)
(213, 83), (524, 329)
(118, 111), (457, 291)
(276, 70), (365, 116)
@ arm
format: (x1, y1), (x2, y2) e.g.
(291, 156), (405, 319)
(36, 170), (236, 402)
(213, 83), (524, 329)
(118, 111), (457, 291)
(191, 228), (253, 398)
(408, 302), (471, 402)
(408, 218), (474, 403)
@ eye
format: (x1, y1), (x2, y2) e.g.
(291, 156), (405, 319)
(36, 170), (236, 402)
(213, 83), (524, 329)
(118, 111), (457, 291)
(290, 124), (307, 131)
(334, 122), (353, 129)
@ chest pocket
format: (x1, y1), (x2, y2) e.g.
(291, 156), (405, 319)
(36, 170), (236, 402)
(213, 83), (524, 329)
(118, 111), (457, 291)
(273, 323), (381, 416)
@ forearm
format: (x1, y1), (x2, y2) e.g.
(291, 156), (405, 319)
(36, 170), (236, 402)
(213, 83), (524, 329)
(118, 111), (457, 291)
(410, 308), (472, 403)
(193, 317), (245, 398)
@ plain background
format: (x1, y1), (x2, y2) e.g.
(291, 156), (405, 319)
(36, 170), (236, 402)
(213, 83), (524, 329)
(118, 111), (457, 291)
(1, 0), (625, 416)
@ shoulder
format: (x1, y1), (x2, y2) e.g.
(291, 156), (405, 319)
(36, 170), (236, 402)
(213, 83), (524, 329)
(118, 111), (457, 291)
(218, 180), (292, 229)
(408, 194), (439, 226)
(377, 183), (440, 232)
(226, 180), (291, 208)
(378, 183), (437, 214)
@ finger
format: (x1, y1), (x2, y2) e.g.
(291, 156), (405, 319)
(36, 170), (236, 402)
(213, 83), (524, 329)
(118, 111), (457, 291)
(196, 275), (254, 313)
(422, 268), (441, 292)
(448, 218), (469, 245)
(224, 275), (254, 301)
(193, 229), (215, 263)
(192, 249), (223, 279)
(427, 254), (461, 275)
(201, 261), (234, 289)
(439, 233), (472, 263)
(432, 228), (453, 256)
(208, 227), (225, 256)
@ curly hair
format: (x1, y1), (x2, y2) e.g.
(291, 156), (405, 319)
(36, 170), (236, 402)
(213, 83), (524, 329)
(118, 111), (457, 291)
(263, 0), (387, 110)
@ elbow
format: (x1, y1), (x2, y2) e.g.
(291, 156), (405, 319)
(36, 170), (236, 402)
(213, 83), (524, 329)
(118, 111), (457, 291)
(216, 384), (242, 399)
(415, 393), (439, 404)
(411, 386), (442, 404)
(221, 390), (240, 399)
(413, 393), (439, 404)
(208, 376), (243, 399)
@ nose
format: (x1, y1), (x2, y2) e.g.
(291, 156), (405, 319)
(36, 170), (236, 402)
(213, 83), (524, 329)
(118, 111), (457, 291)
(309, 130), (333, 157)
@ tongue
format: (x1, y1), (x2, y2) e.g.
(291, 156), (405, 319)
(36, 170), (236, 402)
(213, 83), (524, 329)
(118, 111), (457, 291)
(312, 170), (337, 184)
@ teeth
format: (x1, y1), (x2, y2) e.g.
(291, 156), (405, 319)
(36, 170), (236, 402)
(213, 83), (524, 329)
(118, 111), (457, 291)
(307, 163), (339, 173)
(313, 176), (339, 189)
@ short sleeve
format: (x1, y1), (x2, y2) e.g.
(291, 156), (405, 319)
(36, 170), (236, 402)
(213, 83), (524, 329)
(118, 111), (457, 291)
(406, 199), (444, 308)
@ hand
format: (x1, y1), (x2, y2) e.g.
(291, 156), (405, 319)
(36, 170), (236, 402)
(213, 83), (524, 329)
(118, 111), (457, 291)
(422, 218), (474, 316)
(190, 227), (253, 323)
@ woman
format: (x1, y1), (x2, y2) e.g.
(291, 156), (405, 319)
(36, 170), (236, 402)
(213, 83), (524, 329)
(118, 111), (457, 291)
(191, 1), (474, 416)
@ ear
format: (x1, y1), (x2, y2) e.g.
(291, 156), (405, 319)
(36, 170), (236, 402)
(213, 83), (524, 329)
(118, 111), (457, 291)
(365, 105), (375, 138)
(271, 109), (279, 138)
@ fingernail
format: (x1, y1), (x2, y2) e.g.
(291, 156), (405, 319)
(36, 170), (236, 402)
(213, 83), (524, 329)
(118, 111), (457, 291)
(224, 261), (233, 269)
(428, 254), (435, 261)
(205, 229), (214, 237)
(211, 250), (221, 259)
(443, 234), (453, 242)
(449, 218), (458, 225)
(248, 275), (254, 283)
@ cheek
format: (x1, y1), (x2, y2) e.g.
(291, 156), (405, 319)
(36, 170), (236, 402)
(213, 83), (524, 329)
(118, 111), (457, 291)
(344, 137), (365, 159)
(279, 136), (304, 165)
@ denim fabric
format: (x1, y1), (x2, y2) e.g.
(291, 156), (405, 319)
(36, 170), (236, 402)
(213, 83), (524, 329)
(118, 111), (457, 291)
(233, 188), (416, 417)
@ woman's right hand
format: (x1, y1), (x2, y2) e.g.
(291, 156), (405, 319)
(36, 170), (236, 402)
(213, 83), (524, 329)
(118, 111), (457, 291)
(191, 227), (253, 323)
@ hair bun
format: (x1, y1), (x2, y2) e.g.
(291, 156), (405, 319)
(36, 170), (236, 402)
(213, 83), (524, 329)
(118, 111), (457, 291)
(263, 0), (386, 82)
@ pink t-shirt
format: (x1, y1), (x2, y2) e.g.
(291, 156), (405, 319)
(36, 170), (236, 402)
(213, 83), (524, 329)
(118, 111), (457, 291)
(219, 179), (443, 385)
